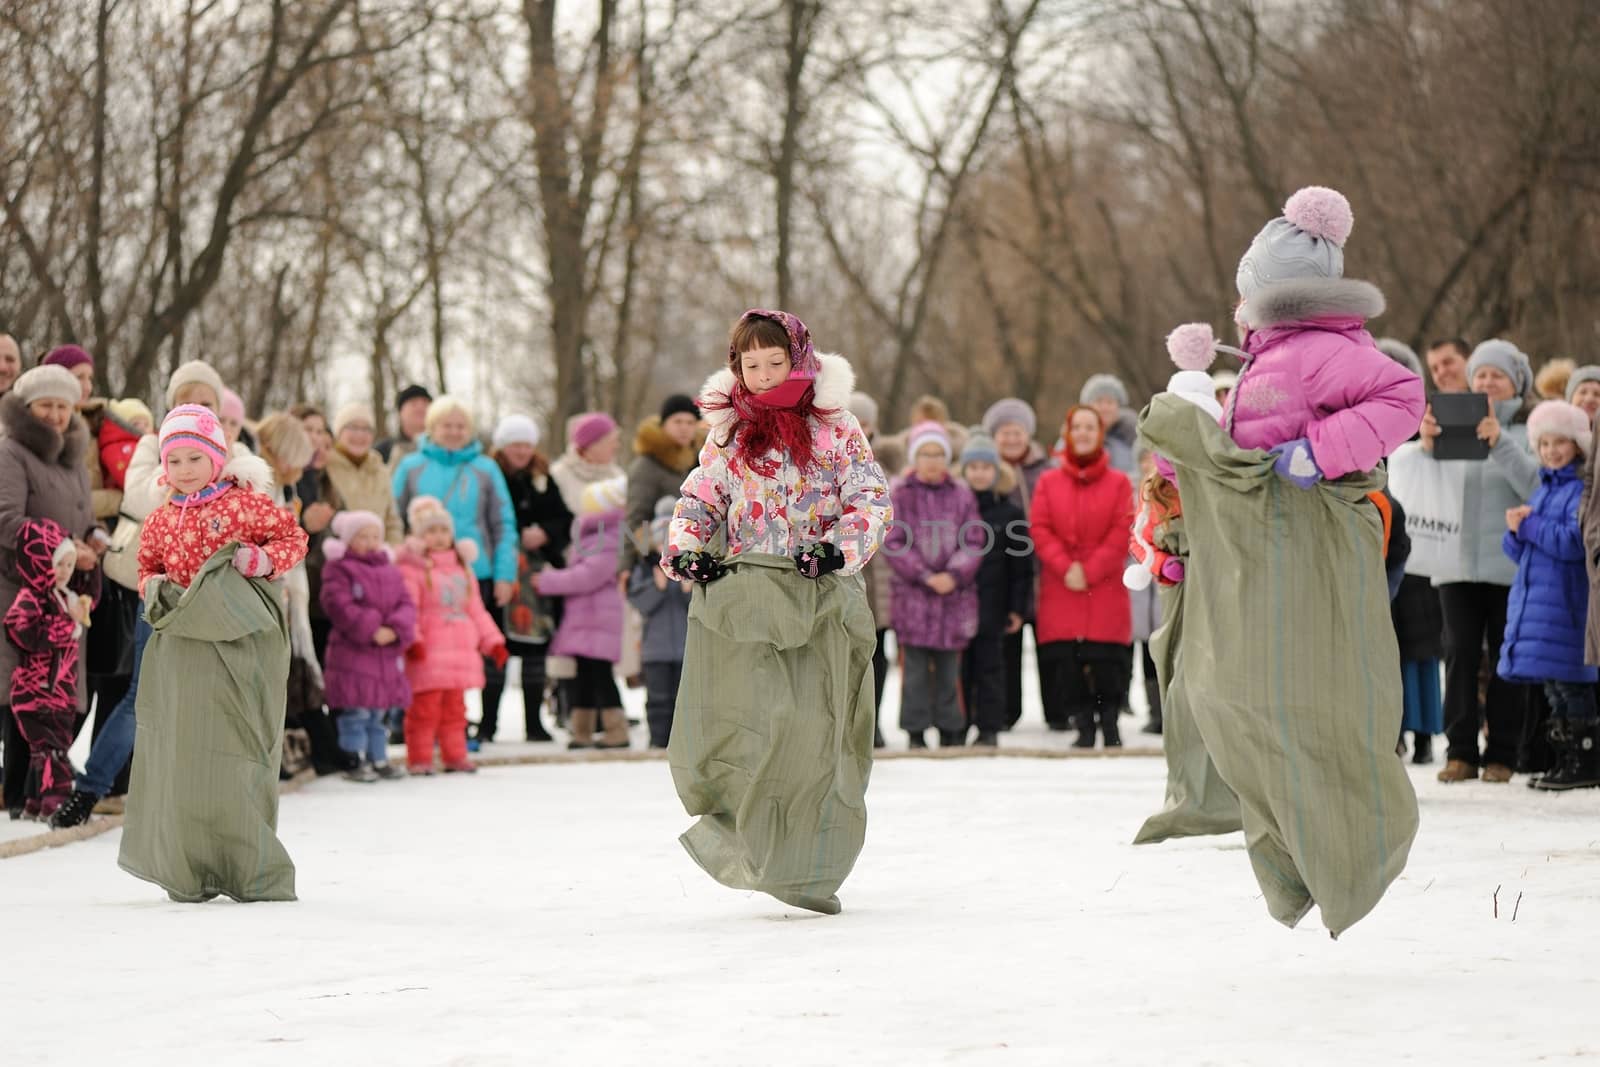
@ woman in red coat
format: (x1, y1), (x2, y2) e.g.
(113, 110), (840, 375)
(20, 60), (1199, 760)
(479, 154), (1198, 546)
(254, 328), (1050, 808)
(1030, 405), (1135, 747)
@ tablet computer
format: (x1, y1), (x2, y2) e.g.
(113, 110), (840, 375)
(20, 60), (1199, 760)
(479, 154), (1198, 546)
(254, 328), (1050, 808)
(1431, 393), (1491, 461)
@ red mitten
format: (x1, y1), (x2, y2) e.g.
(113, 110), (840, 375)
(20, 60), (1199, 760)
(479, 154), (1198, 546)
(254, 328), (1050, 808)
(405, 642), (428, 663)
(488, 644), (510, 670)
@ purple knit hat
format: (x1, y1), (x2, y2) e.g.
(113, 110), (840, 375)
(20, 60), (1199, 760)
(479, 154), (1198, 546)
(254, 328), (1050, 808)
(42, 344), (93, 372)
(571, 412), (619, 452)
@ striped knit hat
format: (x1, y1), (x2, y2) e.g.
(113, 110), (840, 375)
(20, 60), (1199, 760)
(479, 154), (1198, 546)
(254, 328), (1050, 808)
(159, 403), (228, 480)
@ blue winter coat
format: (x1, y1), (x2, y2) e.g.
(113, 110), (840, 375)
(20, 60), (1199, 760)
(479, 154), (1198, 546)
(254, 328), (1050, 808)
(1497, 461), (1596, 685)
(392, 436), (519, 584)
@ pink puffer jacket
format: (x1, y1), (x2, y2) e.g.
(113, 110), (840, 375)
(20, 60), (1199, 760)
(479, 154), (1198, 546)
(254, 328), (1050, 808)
(1225, 278), (1425, 480)
(397, 542), (502, 693)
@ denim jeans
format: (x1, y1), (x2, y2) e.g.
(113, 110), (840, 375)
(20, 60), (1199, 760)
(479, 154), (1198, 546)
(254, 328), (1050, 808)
(1544, 680), (1598, 724)
(337, 708), (393, 763)
(77, 613), (151, 797)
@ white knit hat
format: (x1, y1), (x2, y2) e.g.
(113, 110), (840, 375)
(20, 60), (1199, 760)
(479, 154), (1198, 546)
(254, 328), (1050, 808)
(12, 365), (81, 407)
(332, 402), (376, 438)
(1527, 400), (1592, 458)
(493, 414), (541, 451)
(164, 360), (225, 410)
(580, 475), (627, 515)
(1165, 371), (1225, 422)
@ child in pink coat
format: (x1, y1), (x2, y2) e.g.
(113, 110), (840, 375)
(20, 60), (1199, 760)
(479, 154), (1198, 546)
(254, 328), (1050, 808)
(396, 496), (506, 774)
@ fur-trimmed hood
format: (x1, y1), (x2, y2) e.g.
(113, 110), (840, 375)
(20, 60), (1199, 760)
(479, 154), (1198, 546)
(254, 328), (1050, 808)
(0, 391), (90, 468)
(1236, 277), (1385, 331)
(699, 352), (857, 434)
(632, 416), (698, 474)
(220, 454), (276, 498)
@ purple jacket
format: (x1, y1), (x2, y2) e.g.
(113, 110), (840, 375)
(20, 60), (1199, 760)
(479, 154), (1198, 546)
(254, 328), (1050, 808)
(1227, 278), (1425, 480)
(319, 547), (417, 711)
(883, 474), (984, 651)
(540, 507), (624, 663)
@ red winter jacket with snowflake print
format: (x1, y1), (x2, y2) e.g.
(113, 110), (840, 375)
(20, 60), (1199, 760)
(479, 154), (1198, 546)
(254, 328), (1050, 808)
(136, 457), (308, 595)
(3, 519), (100, 716)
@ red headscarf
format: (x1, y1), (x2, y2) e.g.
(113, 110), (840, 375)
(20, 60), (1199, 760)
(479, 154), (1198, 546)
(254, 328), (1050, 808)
(1055, 404), (1109, 481)
(701, 309), (835, 476)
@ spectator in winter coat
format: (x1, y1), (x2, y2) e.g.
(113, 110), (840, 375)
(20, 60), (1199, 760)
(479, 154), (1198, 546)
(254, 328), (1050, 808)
(550, 413), (625, 515)
(220, 388), (254, 454)
(321, 403), (404, 542)
(535, 477), (628, 750)
(981, 397), (1052, 732)
(376, 384), (431, 466)
(884, 422), (985, 748)
(1031, 405), (1135, 747)
(41, 345), (122, 523)
(1499, 401), (1598, 791)
(1425, 339), (1472, 395)
(1565, 366), (1600, 421)
(483, 414), (570, 744)
(320, 511), (416, 782)
(4, 519), (97, 818)
(98, 399), (151, 491)
(620, 395), (701, 577)
(1080, 374), (1140, 481)
(396, 496), (506, 774)
(627, 496), (691, 748)
(957, 432), (1029, 747)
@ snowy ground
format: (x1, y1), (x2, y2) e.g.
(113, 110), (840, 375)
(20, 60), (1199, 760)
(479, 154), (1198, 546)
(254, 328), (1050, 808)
(9, 751), (1600, 1064)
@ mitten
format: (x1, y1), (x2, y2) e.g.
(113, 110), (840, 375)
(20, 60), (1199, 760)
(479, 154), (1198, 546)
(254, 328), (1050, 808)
(406, 642), (428, 663)
(794, 541), (845, 579)
(232, 544), (274, 578)
(671, 551), (727, 584)
(1268, 437), (1323, 490)
(1158, 556), (1186, 584)
(488, 643), (510, 670)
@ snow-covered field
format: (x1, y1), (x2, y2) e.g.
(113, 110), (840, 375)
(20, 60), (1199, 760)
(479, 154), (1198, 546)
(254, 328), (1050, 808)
(9, 752), (1600, 1065)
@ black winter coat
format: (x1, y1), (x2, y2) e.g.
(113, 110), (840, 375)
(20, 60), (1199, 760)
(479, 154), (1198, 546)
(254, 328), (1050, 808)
(972, 489), (1032, 636)
(503, 466), (574, 566)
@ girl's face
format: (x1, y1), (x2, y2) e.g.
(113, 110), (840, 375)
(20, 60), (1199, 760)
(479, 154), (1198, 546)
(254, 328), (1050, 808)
(964, 459), (998, 492)
(1538, 434), (1579, 470)
(166, 446), (217, 495)
(302, 414), (331, 468)
(172, 383), (218, 411)
(1138, 450), (1157, 478)
(1471, 367), (1516, 402)
(432, 410), (474, 451)
(580, 430), (620, 466)
(913, 443), (949, 483)
(422, 524), (455, 552)
(54, 550), (77, 589)
(1571, 382), (1600, 419)
(1068, 410), (1102, 457)
(499, 442), (535, 472)
(337, 419), (374, 459)
(662, 412), (699, 447)
(29, 397), (73, 434)
(993, 423), (1030, 463)
(71, 364), (95, 405)
(348, 525), (383, 555)
(738, 345), (791, 396)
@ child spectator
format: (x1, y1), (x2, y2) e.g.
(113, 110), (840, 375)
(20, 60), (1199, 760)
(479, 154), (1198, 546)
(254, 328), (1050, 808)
(957, 432), (1029, 747)
(627, 496), (691, 749)
(4, 520), (98, 819)
(884, 421), (985, 748)
(97, 399), (152, 492)
(320, 510), (416, 781)
(396, 496), (507, 774)
(1500, 401), (1598, 790)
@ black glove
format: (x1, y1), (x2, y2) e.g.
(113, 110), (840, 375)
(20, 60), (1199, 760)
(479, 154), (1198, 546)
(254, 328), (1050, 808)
(671, 551), (727, 584)
(794, 541), (845, 579)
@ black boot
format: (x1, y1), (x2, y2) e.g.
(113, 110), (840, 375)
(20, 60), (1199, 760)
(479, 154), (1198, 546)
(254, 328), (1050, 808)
(1528, 718), (1567, 789)
(872, 727), (886, 749)
(1100, 708), (1123, 748)
(973, 730), (998, 747)
(1071, 713), (1096, 749)
(907, 731), (928, 750)
(1411, 733), (1434, 765)
(1537, 720), (1600, 791)
(49, 789), (101, 829)
(938, 729), (966, 748)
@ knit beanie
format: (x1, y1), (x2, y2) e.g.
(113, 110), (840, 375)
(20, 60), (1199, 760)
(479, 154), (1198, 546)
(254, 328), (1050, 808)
(407, 495), (454, 534)
(493, 413), (541, 451)
(423, 395), (473, 435)
(959, 430), (1001, 468)
(330, 510), (384, 546)
(109, 397), (154, 428)
(12, 365), (82, 407)
(159, 403), (229, 480)
(1527, 400), (1592, 458)
(848, 392), (880, 433)
(1235, 186), (1353, 301)
(1466, 339), (1533, 398)
(982, 397), (1037, 439)
(907, 420), (952, 462)
(164, 360), (225, 410)
(659, 394), (700, 422)
(580, 475), (627, 515)
(1375, 338), (1423, 379)
(571, 411), (619, 452)
(42, 344), (93, 371)
(221, 388), (246, 423)
(1079, 374), (1129, 408)
(396, 384), (432, 409)
(1566, 366), (1600, 403)
(333, 402), (376, 438)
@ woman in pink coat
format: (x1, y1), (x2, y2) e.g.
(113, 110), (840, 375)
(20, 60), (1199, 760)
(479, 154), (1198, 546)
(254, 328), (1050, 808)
(534, 476), (627, 750)
(396, 496), (506, 774)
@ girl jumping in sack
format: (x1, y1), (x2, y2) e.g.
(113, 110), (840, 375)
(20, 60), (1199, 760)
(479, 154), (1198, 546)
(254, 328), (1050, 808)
(662, 309), (892, 915)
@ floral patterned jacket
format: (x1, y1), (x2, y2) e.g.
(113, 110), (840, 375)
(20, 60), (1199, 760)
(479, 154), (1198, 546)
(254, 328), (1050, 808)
(663, 353), (892, 578)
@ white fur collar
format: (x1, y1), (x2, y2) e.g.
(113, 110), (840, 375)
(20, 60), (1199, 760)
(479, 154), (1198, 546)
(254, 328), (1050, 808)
(1237, 278), (1385, 330)
(222, 454), (276, 497)
(700, 352), (857, 433)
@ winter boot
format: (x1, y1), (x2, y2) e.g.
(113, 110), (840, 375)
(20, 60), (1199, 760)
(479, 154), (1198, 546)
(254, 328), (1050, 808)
(939, 729), (966, 749)
(1100, 708), (1123, 748)
(373, 762), (406, 780)
(1437, 759), (1478, 783)
(568, 708), (597, 750)
(1527, 718), (1565, 789)
(49, 789), (100, 829)
(595, 708), (631, 749)
(1071, 713), (1097, 749)
(525, 706), (555, 743)
(344, 760), (380, 783)
(907, 731), (929, 750)
(873, 727), (886, 749)
(973, 730), (999, 748)
(1411, 733), (1434, 765)
(1535, 720), (1600, 791)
